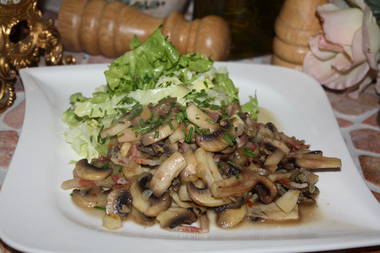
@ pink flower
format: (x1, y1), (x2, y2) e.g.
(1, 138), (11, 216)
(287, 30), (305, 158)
(303, 0), (380, 97)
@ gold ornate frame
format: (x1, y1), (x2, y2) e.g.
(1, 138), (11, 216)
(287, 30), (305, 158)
(0, 0), (72, 112)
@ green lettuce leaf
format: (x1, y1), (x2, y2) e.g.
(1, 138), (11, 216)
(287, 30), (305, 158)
(104, 29), (180, 92)
(241, 95), (259, 120)
(212, 72), (239, 102)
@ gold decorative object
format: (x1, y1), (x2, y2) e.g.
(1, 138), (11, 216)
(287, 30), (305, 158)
(0, 0), (73, 113)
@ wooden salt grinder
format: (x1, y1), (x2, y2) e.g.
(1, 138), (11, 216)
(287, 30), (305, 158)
(272, 0), (327, 71)
(57, 0), (230, 60)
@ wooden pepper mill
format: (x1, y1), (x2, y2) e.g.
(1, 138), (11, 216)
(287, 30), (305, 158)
(272, 0), (327, 71)
(57, 0), (230, 60)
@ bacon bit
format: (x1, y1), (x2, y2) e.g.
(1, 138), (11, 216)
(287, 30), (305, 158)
(112, 175), (120, 183)
(172, 225), (202, 233)
(112, 184), (125, 190)
(206, 111), (220, 122)
(246, 200), (255, 207)
(246, 143), (257, 150)
(277, 178), (291, 188)
(98, 156), (109, 162)
(130, 144), (140, 158)
(236, 135), (248, 148)
(283, 136), (310, 152)
(117, 177), (128, 185)
(79, 179), (96, 188)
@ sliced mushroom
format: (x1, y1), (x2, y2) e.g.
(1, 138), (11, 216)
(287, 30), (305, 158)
(212, 170), (278, 204)
(186, 104), (218, 131)
(142, 120), (178, 146)
(262, 137), (290, 154)
(275, 190), (300, 213)
(180, 150), (198, 182)
(122, 161), (146, 179)
(130, 173), (171, 217)
(217, 205), (247, 229)
(195, 129), (229, 152)
(74, 159), (112, 181)
(187, 182), (230, 207)
(169, 125), (185, 143)
(103, 214), (123, 230)
(129, 207), (155, 227)
(295, 155), (341, 170)
(117, 128), (141, 143)
(149, 152), (187, 197)
(178, 184), (191, 201)
(71, 187), (108, 209)
(170, 192), (193, 208)
(131, 106), (151, 126)
(194, 148), (223, 188)
(248, 202), (299, 221)
(119, 142), (132, 157)
(214, 197), (245, 213)
(230, 114), (246, 137)
(264, 149), (285, 172)
(156, 207), (197, 229)
(101, 120), (131, 138)
(105, 189), (133, 217)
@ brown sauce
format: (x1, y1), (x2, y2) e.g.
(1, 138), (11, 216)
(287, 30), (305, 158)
(74, 198), (321, 231)
(237, 203), (321, 230)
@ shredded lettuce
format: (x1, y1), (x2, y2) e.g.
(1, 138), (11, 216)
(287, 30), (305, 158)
(212, 72), (239, 102)
(62, 28), (252, 161)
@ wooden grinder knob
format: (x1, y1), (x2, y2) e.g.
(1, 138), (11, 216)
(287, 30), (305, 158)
(272, 0), (327, 71)
(57, 0), (230, 60)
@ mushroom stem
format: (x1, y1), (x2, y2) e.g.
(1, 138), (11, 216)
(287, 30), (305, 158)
(295, 155), (341, 170)
(149, 152), (187, 197)
(194, 148), (223, 188)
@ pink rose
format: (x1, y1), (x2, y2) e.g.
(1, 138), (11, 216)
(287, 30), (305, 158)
(303, 0), (380, 97)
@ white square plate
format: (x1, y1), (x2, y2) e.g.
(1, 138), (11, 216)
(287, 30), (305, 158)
(1, 63), (380, 253)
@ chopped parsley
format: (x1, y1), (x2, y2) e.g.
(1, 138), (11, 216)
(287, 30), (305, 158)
(185, 127), (194, 143)
(223, 133), (235, 146)
(94, 206), (106, 211)
(243, 147), (256, 158)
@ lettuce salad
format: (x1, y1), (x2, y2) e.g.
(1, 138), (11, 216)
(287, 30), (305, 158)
(62, 29), (258, 161)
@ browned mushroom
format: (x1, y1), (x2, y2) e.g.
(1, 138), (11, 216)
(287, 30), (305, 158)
(187, 182), (230, 207)
(295, 154), (341, 170)
(71, 187), (108, 209)
(156, 207), (197, 229)
(130, 173), (172, 217)
(195, 129), (229, 152)
(105, 189), (133, 217)
(74, 159), (112, 181)
(129, 207), (156, 227)
(212, 170), (278, 204)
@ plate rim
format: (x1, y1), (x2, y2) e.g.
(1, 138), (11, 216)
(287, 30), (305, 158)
(1, 63), (380, 253)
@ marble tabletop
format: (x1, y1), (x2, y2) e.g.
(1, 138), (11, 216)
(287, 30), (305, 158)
(0, 52), (380, 252)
